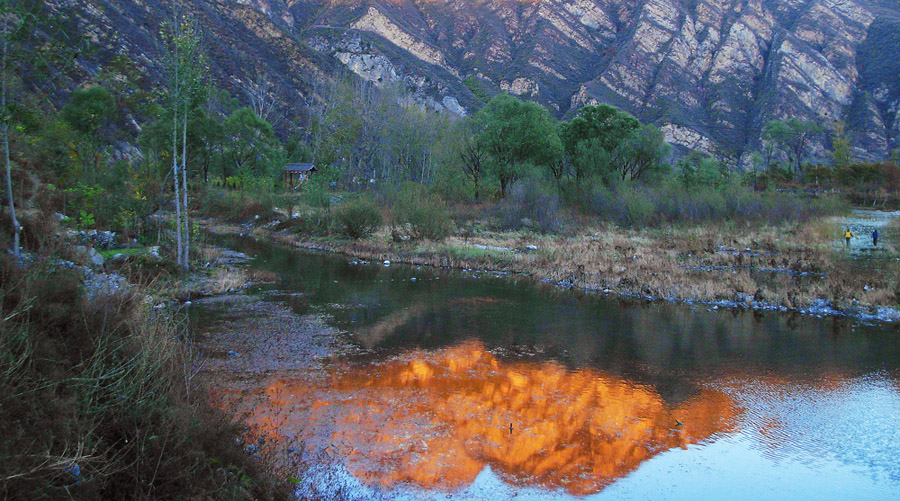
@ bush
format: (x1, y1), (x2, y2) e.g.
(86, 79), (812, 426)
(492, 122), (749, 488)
(678, 153), (728, 188)
(336, 198), (382, 239)
(494, 181), (568, 233)
(393, 182), (454, 241)
(586, 181), (846, 228)
(834, 162), (900, 190)
(202, 188), (276, 222)
(281, 209), (332, 236)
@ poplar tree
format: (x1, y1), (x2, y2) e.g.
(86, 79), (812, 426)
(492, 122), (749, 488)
(163, 5), (205, 271)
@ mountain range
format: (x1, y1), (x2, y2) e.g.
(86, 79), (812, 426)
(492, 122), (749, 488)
(42, 0), (900, 164)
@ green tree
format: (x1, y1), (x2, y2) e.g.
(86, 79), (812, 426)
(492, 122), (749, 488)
(678, 151), (726, 187)
(457, 119), (487, 200)
(763, 118), (824, 173)
(60, 86), (115, 135)
(163, 14), (206, 271)
(60, 85), (114, 184)
(309, 78), (362, 172)
(474, 94), (562, 198)
(560, 104), (640, 181)
(221, 107), (281, 180)
(610, 124), (670, 182)
(830, 121), (852, 168)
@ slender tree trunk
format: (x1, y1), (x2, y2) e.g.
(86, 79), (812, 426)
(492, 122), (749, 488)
(2, 124), (19, 257)
(181, 102), (189, 271)
(2, 13), (20, 257)
(172, 114), (182, 268)
(171, 95), (182, 267)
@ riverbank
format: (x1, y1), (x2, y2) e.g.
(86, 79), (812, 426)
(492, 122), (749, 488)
(205, 212), (900, 323)
(0, 219), (291, 498)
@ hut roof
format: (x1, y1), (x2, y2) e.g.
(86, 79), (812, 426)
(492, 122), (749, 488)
(283, 163), (316, 173)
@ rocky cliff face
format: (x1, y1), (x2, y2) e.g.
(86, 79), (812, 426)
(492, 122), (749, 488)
(296, 0), (900, 162)
(44, 0), (900, 163)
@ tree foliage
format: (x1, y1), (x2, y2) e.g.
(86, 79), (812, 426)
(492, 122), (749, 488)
(560, 104), (640, 181)
(473, 93), (563, 197)
(763, 118), (824, 172)
(830, 121), (852, 168)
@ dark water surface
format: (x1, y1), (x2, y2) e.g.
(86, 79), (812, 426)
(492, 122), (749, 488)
(194, 235), (900, 500)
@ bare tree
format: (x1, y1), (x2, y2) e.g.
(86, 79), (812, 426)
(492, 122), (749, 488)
(245, 74), (278, 123)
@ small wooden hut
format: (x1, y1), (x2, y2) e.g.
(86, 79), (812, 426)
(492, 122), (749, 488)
(282, 163), (317, 190)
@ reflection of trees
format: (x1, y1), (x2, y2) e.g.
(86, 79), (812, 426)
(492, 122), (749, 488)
(238, 341), (738, 496)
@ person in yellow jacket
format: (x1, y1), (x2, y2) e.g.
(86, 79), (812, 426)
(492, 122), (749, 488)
(844, 228), (853, 247)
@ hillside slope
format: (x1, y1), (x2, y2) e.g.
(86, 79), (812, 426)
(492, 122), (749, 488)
(43, 0), (900, 163)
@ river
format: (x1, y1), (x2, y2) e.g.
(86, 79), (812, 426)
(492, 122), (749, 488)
(191, 234), (900, 500)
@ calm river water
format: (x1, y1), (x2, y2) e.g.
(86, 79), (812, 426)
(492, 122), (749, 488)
(193, 235), (900, 500)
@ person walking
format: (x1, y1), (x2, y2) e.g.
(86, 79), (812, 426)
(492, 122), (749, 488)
(872, 229), (879, 247)
(845, 228), (853, 248)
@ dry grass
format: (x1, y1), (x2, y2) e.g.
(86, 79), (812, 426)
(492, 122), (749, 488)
(211, 268), (250, 294)
(250, 216), (899, 313)
(248, 269), (280, 283)
(199, 246), (224, 263)
(0, 254), (290, 499)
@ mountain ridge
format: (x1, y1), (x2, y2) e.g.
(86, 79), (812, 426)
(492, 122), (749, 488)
(42, 0), (900, 164)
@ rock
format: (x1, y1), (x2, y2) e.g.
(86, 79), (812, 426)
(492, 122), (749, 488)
(383, 260), (391, 266)
(736, 293), (753, 305)
(525, 245), (538, 251)
(87, 248), (105, 267)
(82, 272), (128, 299)
(85, 230), (117, 249)
(872, 307), (900, 322)
(391, 228), (410, 242)
(73, 245), (105, 267)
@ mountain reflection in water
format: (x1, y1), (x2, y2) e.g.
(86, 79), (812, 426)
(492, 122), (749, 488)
(222, 341), (738, 495)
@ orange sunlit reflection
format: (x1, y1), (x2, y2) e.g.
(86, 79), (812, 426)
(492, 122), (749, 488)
(216, 341), (738, 496)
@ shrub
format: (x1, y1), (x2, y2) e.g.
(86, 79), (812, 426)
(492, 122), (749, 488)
(834, 162), (900, 190)
(494, 181), (568, 233)
(202, 188), (276, 222)
(586, 181), (846, 228)
(283, 209), (332, 236)
(678, 153), (728, 188)
(336, 198), (382, 239)
(393, 182), (454, 241)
